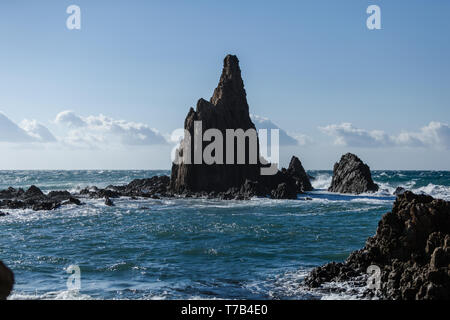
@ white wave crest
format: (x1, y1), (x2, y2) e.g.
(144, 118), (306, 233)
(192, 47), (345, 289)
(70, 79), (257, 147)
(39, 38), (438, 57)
(311, 174), (332, 190)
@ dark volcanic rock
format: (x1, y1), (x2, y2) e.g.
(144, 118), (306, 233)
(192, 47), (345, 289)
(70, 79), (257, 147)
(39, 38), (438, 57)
(47, 190), (73, 201)
(0, 200), (26, 209)
(62, 197), (82, 206)
(168, 55), (314, 200)
(32, 201), (60, 211)
(0, 187), (24, 200)
(0, 211), (9, 217)
(0, 261), (14, 300)
(22, 185), (45, 200)
(304, 192), (450, 300)
(80, 176), (171, 199)
(170, 55), (260, 193)
(122, 176), (170, 196)
(287, 156), (313, 193)
(393, 186), (406, 196)
(104, 197), (114, 207)
(271, 182), (297, 200)
(328, 153), (378, 194)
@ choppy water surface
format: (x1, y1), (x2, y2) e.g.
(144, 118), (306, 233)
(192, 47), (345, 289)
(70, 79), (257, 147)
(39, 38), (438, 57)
(0, 170), (449, 300)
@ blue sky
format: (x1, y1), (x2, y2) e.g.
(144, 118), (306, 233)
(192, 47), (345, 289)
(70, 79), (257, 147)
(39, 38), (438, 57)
(0, 0), (449, 170)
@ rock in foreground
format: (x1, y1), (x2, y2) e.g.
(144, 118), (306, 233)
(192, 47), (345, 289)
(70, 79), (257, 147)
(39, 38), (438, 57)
(304, 192), (450, 300)
(328, 153), (378, 194)
(0, 261), (14, 300)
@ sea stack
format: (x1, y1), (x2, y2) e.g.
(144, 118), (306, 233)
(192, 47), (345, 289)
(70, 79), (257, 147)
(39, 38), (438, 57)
(328, 153), (378, 194)
(287, 156), (313, 193)
(170, 55), (261, 193)
(304, 192), (450, 300)
(0, 261), (14, 300)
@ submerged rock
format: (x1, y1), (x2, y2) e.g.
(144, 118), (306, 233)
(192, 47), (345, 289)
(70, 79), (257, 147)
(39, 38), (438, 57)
(104, 197), (114, 207)
(328, 153), (378, 194)
(304, 192), (450, 300)
(0, 261), (14, 300)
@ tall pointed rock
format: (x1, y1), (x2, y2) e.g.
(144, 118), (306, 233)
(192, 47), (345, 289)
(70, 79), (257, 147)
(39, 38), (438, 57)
(170, 55), (261, 192)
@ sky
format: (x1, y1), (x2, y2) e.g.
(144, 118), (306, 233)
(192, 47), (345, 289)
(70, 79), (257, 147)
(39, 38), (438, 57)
(0, 0), (449, 170)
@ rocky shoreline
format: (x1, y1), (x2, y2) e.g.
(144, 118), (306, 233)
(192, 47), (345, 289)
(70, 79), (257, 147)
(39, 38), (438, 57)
(0, 155), (315, 213)
(304, 191), (450, 300)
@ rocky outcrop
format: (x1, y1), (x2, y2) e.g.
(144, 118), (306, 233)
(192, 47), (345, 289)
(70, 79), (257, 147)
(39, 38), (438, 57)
(287, 156), (313, 193)
(0, 261), (14, 300)
(304, 192), (450, 300)
(104, 197), (114, 207)
(328, 153), (378, 194)
(0, 186), (82, 211)
(169, 55), (314, 200)
(107, 176), (171, 198)
(170, 55), (261, 193)
(271, 182), (297, 200)
(393, 186), (407, 196)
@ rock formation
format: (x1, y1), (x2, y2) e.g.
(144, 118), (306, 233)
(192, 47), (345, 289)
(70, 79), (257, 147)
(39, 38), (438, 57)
(304, 192), (450, 300)
(328, 153), (378, 194)
(170, 55), (261, 193)
(0, 185), (82, 211)
(0, 261), (14, 300)
(104, 197), (114, 207)
(0, 56), (315, 203)
(287, 156), (313, 193)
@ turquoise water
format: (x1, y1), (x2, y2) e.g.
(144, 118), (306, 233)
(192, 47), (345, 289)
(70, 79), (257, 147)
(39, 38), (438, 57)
(0, 170), (449, 300)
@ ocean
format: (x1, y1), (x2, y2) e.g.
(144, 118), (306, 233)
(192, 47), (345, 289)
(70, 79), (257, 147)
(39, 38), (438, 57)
(1, 170), (449, 300)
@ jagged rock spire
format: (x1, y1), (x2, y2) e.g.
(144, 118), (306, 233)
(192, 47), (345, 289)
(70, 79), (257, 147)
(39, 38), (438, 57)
(210, 55), (248, 112)
(170, 55), (260, 192)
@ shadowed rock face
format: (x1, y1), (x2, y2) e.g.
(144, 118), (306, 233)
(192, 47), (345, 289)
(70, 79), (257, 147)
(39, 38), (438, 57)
(0, 261), (14, 300)
(304, 192), (450, 300)
(328, 153), (378, 194)
(170, 55), (261, 192)
(288, 156), (313, 193)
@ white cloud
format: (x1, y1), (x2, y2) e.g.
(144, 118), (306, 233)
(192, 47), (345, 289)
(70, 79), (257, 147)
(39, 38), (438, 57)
(251, 114), (310, 146)
(55, 110), (86, 128)
(0, 112), (55, 143)
(319, 123), (391, 147)
(55, 111), (168, 148)
(320, 122), (450, 150)
(393, 122), (450, 149)
(20, 119), (57, 142)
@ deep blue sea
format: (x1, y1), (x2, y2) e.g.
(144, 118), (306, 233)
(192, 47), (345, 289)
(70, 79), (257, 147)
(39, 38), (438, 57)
(0, 170), (449, 300)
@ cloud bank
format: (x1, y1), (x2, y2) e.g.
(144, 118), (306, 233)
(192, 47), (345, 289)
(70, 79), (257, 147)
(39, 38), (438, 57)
(251, 114), (310, 146)
(0, 112), (56, 143)
(320, 122), (450, 150)
(55, 111), (167, 148)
